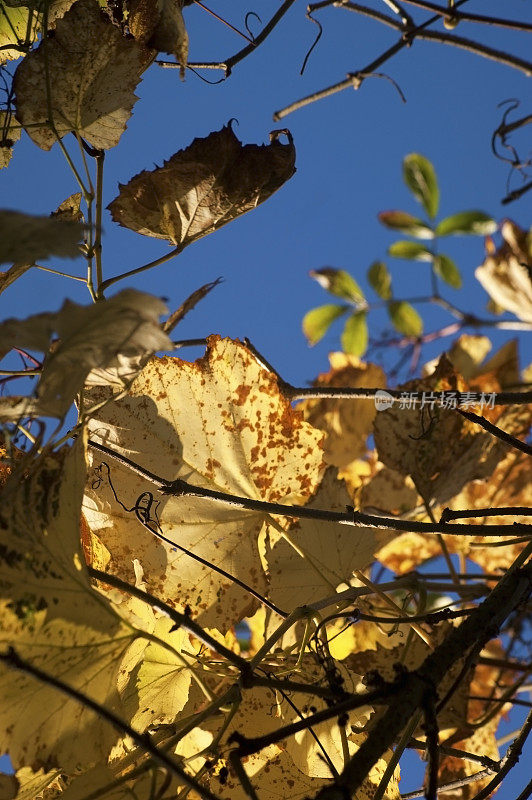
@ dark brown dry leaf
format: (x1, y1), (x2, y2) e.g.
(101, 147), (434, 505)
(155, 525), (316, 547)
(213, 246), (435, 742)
(0, 262), (32, 295)
(373, 356), (510, 504)
(51, 192), (83, 223)
(14, 0), (149, 150)
(128, 0), (188, 75)
(108, 124), (296, 246)
(0, 110), (21, 169)
(163, 276), (222, 333)
(0, 209), (84, 264)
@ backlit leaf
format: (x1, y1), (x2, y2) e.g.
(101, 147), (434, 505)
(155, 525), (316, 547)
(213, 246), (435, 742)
(367, 260), (392, 299)
(475, 220), (532, 323)
(378, 210), (434, 239)
(14, 0), (148, 150)
(388, 300), (423, 336)
(435, 210), (497, 237)
(388, 240), (433, 261)
(82, 337), (324, 629)
(302, 303), (347, 345)
(0, 110), (21, 169)
(403, 153), (439, 218)
(108, 124), (296, 245)
(434, 253), (462, 288)
(341, 311), (368, 356)
(310, 267), (365, 302)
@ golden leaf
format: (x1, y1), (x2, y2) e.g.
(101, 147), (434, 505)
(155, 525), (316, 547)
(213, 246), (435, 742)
(83, 337), (324, 629)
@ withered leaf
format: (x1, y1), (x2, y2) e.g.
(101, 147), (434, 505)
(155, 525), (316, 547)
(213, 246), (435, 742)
(108, 124), (296, 246)
(475, 220), (532, 323)
(0, 290), (171, 419)
(0, 209), (84, 264)
(14, 0), (148, 150)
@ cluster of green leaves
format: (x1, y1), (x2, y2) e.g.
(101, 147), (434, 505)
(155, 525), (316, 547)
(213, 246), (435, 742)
(303, 153), (497, 356)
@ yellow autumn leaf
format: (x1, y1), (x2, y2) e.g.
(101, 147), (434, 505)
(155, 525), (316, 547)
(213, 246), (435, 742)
(83, 336), (324, 629)
(373, 355), (510, 504)
(475, 220), (532, 323)
(267, 468), (395, 610)
(0, 438), (137, 771)
(299, 352), (386, 469)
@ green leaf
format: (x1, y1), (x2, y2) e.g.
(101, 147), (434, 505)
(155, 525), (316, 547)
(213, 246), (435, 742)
(341, 312), (368, 357)
(388, 241), (433, 261)
(367, 261), (392, 299)
(403, 154), (439, 218)
(378, 211), (434, 239)
(310, 267), (365, 303)
(302, 304), (348, 345)
(388, 301), (423, 336)
(435, 211), (497, 237)
(434, 254), (462, 288)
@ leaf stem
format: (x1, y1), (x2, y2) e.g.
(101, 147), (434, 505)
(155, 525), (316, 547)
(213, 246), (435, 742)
(99, 245), (183, 293)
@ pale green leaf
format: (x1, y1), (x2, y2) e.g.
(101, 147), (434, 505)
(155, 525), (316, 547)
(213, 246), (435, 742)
(388, 301), (423, 336)
(367, 260), (392, 299)
(388, 240), (433, 261)
(378, 211), (433, 239)
(403, 153), (439, 218)
(310, 268), (365, 303)
(341, 311), (368, 357)
(435, 211), (497, 237)
(302, 303), (348, 345)
(434, 253), (462, 288)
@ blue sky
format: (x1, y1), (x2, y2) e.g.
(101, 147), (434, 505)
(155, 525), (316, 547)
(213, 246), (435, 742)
(1, 0), (531, 791)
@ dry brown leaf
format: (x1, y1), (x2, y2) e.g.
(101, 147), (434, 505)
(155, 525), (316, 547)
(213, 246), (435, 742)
(373, 356), (510, 504)
(108, 124), (296, 246)
(267, 468), (395, 610)
(438, 717), (500, 800)
(445, 451), (532, 573)
(299, 352), (386, 469)
(0, 290), (171, 419)
(51, 192), (83, 223)
(83, 337), (324, 629)
(0, 209), (84, 264)
(0, 110), (21, 169)
(0, 262), (31, 295)
(14, 0), (148, 150)
(475, 220), (532, 323)
(129, 0), (188, 75)
(346, 623), (470, 732)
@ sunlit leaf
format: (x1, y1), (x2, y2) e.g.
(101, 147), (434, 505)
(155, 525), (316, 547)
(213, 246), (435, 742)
(129, 0), (188, 76)
(475, 220), (532, 323)
(388, 240), (433, 261)
(373, 356), (511, 503)
(82, 337), (324, 629)
(267, 468), (394, 609)
(14, 0), (148, 150)
(302, 303), (347, 345)
(403, 153), (439, 218)
(300, 352), (386, 469)
(388, 300), (423, 336)
(0, 3), (38, 63)
(341, 310), (368, 356)
(435, 211), (497, 237)
(108, 124), (296, 245)
(367, 260), (392, 299)
(310, 267), (365, 302)
(433, 253), (462, 288)
(378, 210), (434, 239)
(0, 439), (137, 771)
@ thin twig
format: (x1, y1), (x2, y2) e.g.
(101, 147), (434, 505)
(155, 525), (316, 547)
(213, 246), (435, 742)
(0, 647), (223, 800)
(455, 406), (532, 456)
